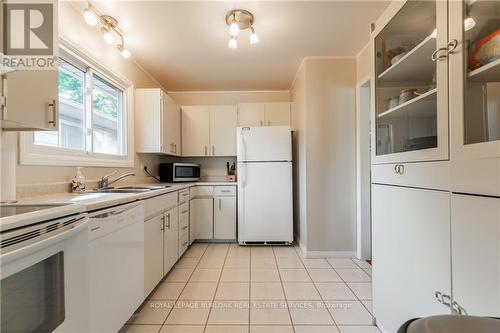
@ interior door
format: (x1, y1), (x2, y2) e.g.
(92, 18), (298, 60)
(238, 162), (293, 242)
(144, 215), (164, 297)
(210, 105), (237, 156)
(265, 103), (291, 126)
(214, 196), (236, 240)
(190, 198), (213, 240)
(451, 194), (500, 316)
(237, 103), (265, 127)
(181, 106), (210, 156)
(163, 207), (179, 274)
(372, 184), (451, 333)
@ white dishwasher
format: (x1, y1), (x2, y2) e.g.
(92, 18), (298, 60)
(88, 201), (144, 333)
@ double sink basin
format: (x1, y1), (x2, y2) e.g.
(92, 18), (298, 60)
(94, 185), (172, 193)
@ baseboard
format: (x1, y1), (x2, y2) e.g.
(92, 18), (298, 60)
(294, 234), (356, 259)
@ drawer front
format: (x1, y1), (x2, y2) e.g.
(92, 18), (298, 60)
(214, 186), (236, 196)
(178, 231), (189, 256)
(179, 218), (189, 234)
(190, 186), (214, 197)
(179, 189), (190, 204)
(372, 161), (450, 191)
(179, 202), (189, 221)
(143, 192), (178, 220)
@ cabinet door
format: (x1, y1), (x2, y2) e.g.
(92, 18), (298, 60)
(449, 0), (500, 196)
(190, 198), (213, 240)
(214, 196), (236, 240)
(181, 106), (210, 156)
(144, 214), (164, 297)
(163, 207), (179, 274)
(238, 103), (265, 127)
(210, 105), (237, 156)
(372, 0), (449, 164)
(2, 69), (58, 130)
(163, 93), (181, 155)
(265, 103), (291, 126)
(372, 184), (451, 333)
(451, 194), (500, 316)
(135, 89), (162, 153)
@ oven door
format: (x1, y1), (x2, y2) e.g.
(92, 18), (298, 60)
(174, 163), (201, 182)
(0, 215), (89, 333)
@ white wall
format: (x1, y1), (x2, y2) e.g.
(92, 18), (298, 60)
(291, 58), (357, 256)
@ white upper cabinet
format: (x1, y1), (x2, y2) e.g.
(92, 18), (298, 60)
(265, 103), (291, 126)
(448, 0), (500, 196)
(372, 0), (449, 164)
(1, 70), (58, 131)
(181, 106), (211, 156)
(136, 89), (181, 155)
(210, 105), (237, 156)
(181, 105), (237, 156)
(237, 103), (291, 127)
(238, 103), (266, 127)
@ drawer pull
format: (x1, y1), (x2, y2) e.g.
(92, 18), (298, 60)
(394, 164), (405, 175)
(90, 226), (100, 232)
(182, 226), (188, 230)
(182, 210), (188, 214)
(220, 190), (231, 193)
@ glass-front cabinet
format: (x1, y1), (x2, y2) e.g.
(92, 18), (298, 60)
(373, 0), (449, 164)
(449, 0), (500, 159)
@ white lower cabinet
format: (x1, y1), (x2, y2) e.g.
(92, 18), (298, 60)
(189, 185), (237, 242)
(214, 196), (236, 240)
(144, 214), (164, 297)
(372, 184), (451, 333)
(451, 194), (500, 316)
(163, 206), (179, 274)
(190, 198), (214, 240)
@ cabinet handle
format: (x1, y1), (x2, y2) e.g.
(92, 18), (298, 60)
(182, 210), (188, 214)
(212, 145), (215, 156)
(47, 99), (57, 127)
(431, 47), (448, 61)
(205, 146), (208, 156)
(447, 39), (458, 54)
(90, 226), (100, 232)
(167, 213), (171, 229)
(160, 215), (165, 231)
(182, 226), (188, 230)
(394, 164), (405, 175)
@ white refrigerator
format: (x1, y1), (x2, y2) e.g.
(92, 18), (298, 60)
(237, 126), (293, 244)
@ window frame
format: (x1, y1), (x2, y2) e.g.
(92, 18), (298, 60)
(20, 38), (134, 168)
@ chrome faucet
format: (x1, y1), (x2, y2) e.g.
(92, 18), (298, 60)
(97, 171), (135, 189)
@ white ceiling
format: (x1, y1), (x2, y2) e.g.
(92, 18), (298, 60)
(73, 1), (390, 91)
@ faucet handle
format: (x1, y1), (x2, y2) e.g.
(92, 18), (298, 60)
(101, 170), (118, 181)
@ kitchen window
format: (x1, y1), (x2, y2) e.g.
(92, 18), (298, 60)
(21, 42), (134, 167)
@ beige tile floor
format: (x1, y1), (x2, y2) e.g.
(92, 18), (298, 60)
(122, 243), (379, 333)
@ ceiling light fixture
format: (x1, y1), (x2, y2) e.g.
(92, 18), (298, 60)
(82, 1), (132, 59)
(225, 9), (259, 48)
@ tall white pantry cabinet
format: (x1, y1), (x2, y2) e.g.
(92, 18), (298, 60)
(370, 1), (500, 332)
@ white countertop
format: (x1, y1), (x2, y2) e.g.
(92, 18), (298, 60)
(6, 181), (237, 215)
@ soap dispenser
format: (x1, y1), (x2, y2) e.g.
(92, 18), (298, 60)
(71, 167), (86, 193)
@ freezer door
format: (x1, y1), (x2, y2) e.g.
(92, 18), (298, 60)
(237, 162), (293, 243)
(237, 126), (292, 162)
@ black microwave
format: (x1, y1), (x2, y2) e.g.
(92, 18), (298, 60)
(159, 163), (201, 182)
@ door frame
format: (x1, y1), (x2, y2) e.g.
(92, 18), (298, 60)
(356, 77), (372, 260)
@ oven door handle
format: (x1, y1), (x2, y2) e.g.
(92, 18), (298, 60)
(1, 216), (89, 265)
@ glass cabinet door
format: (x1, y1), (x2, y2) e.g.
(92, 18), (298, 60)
(373, 0), (449, 163)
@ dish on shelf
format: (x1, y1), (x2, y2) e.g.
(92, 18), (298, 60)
(388, 96), (400, 109)
(468, 28), (500, 71)
(391, 52), (408, 66)
(384, 47), (406, 69)
(399, 88), (422, 104)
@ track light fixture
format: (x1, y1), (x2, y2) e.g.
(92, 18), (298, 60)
(82, 1), (131, 59)
(225, 9), (259, 49)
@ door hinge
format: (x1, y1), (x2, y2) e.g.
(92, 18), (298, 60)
(0, 95), (6, 120)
